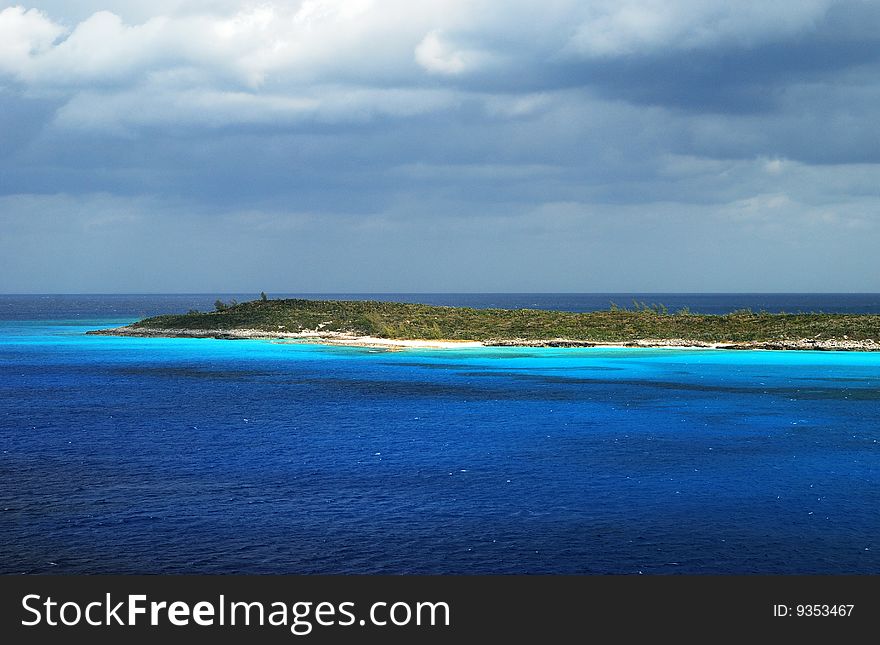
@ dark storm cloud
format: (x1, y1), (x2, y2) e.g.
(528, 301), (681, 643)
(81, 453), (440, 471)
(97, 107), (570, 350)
(563, 1), (880, 113)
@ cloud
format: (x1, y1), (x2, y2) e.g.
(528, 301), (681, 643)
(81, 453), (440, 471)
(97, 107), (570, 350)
(0, 2), (441, 88)
(52, 84), (459, 132)
(1, 1), (876, 131)
(762, 157), (785, 174)
(566, 0), (834, 57)
(2, 2), (880, 291)
(0, 6), (65, 77)
(414, 30), (494, 75)
(415, 30), (467, 75)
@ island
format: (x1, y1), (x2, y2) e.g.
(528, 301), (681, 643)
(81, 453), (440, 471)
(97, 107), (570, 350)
(85, 298), (880, 351)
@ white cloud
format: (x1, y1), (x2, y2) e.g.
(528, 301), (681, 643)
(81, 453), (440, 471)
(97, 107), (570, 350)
(567, 0), (833, 57)
(0, 1), (849, 87)
(763, 157), (785, 174)
(52, 83), (459, 132)
(0, 3), (407, 87)
(35, 11), (172, 84)
(0, 1), (856, 131)
(0, 6), (65, 77)
(482, 92), (553, 118)
(415, 30), (467, 75)
(0, 1), (470, 125)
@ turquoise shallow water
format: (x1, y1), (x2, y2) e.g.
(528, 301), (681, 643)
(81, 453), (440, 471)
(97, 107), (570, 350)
(1, 302), (879, 573)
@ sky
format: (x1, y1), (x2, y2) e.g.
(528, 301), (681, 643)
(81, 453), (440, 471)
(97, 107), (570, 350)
(1, 0), (879, 293)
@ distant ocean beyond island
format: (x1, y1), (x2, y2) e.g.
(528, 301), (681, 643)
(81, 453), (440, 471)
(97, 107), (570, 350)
(4, 292), (880, 320)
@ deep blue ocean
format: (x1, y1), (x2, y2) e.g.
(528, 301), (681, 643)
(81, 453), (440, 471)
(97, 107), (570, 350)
(1, 294), (879, 574)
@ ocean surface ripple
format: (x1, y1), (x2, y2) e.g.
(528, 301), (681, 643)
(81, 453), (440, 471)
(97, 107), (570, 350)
(1, 295), (878, 574)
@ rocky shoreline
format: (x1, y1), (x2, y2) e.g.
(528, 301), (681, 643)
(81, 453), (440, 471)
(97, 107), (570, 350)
(485, 337), (880, 350)
(86, 326), (880, 351)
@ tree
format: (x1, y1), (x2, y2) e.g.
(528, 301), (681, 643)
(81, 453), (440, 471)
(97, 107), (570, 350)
(214, 299), (227, 312)
(260, 291), (268, 302)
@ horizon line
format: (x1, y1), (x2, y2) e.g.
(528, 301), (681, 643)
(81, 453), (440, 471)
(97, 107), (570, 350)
(3, 291), (880, 297)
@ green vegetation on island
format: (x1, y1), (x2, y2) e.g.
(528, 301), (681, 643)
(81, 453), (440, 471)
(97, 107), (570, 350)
(116, 297), (880, 346)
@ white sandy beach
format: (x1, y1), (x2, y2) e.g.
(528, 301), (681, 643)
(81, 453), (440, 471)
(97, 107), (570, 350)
(286, 332), (485, 349)
(86, 326), (880, 352)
